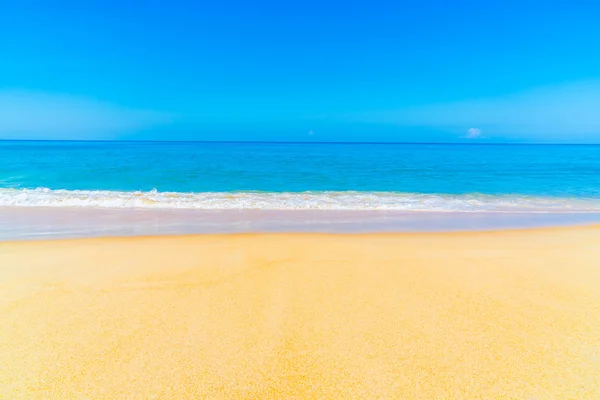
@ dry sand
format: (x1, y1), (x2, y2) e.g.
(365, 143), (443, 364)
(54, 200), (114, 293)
(1, 227), (599, 399)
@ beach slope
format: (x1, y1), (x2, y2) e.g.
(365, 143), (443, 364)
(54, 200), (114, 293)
(1, 227), (599, 399)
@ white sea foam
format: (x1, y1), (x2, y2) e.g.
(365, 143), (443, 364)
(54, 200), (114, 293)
(1, 188), (600, 212)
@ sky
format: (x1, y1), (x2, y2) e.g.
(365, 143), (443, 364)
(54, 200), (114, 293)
(1, 0), (600, 143)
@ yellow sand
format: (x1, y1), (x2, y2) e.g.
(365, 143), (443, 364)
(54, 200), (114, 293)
(1, 227), (600, 399)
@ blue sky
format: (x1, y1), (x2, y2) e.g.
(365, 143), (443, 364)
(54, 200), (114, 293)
(1, 0), (599, 142)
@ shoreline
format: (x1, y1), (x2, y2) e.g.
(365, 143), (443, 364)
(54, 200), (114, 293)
(4, 207), (600, 241)
(2, 221), (600, 243)
(2, 226), (600, 398)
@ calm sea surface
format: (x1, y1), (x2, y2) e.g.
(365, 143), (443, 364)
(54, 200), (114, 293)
(1, 141), (600, 212)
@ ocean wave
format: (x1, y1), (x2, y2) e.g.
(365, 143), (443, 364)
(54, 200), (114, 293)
(1, 188), (600, 212)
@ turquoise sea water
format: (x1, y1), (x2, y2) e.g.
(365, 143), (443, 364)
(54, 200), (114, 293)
(1, 141), (600, 212)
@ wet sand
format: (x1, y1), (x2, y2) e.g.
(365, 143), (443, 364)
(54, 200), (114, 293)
(1, 227), (600, 399)
(4, 207), (600, 240)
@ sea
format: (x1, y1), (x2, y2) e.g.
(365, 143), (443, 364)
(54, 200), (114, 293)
(2, 141), (600, 239)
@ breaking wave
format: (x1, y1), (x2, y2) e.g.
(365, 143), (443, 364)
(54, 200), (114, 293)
(1, 187), (600, 212)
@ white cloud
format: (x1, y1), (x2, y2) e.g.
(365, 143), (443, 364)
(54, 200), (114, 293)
(464, 127), (482, 139)
(0, 91), (172, 140)
(356, 80), (600, 142)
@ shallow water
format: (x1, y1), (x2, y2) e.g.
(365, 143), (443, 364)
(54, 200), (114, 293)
(2, 141), (600, 211)
(2, 141), (600, 238)
(2, 208), (600, 240)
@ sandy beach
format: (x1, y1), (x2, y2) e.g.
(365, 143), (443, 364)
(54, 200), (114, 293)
(1, 227), (599, 399)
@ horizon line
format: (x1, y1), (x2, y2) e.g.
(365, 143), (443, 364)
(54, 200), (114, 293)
(1, 139), (600, 146)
